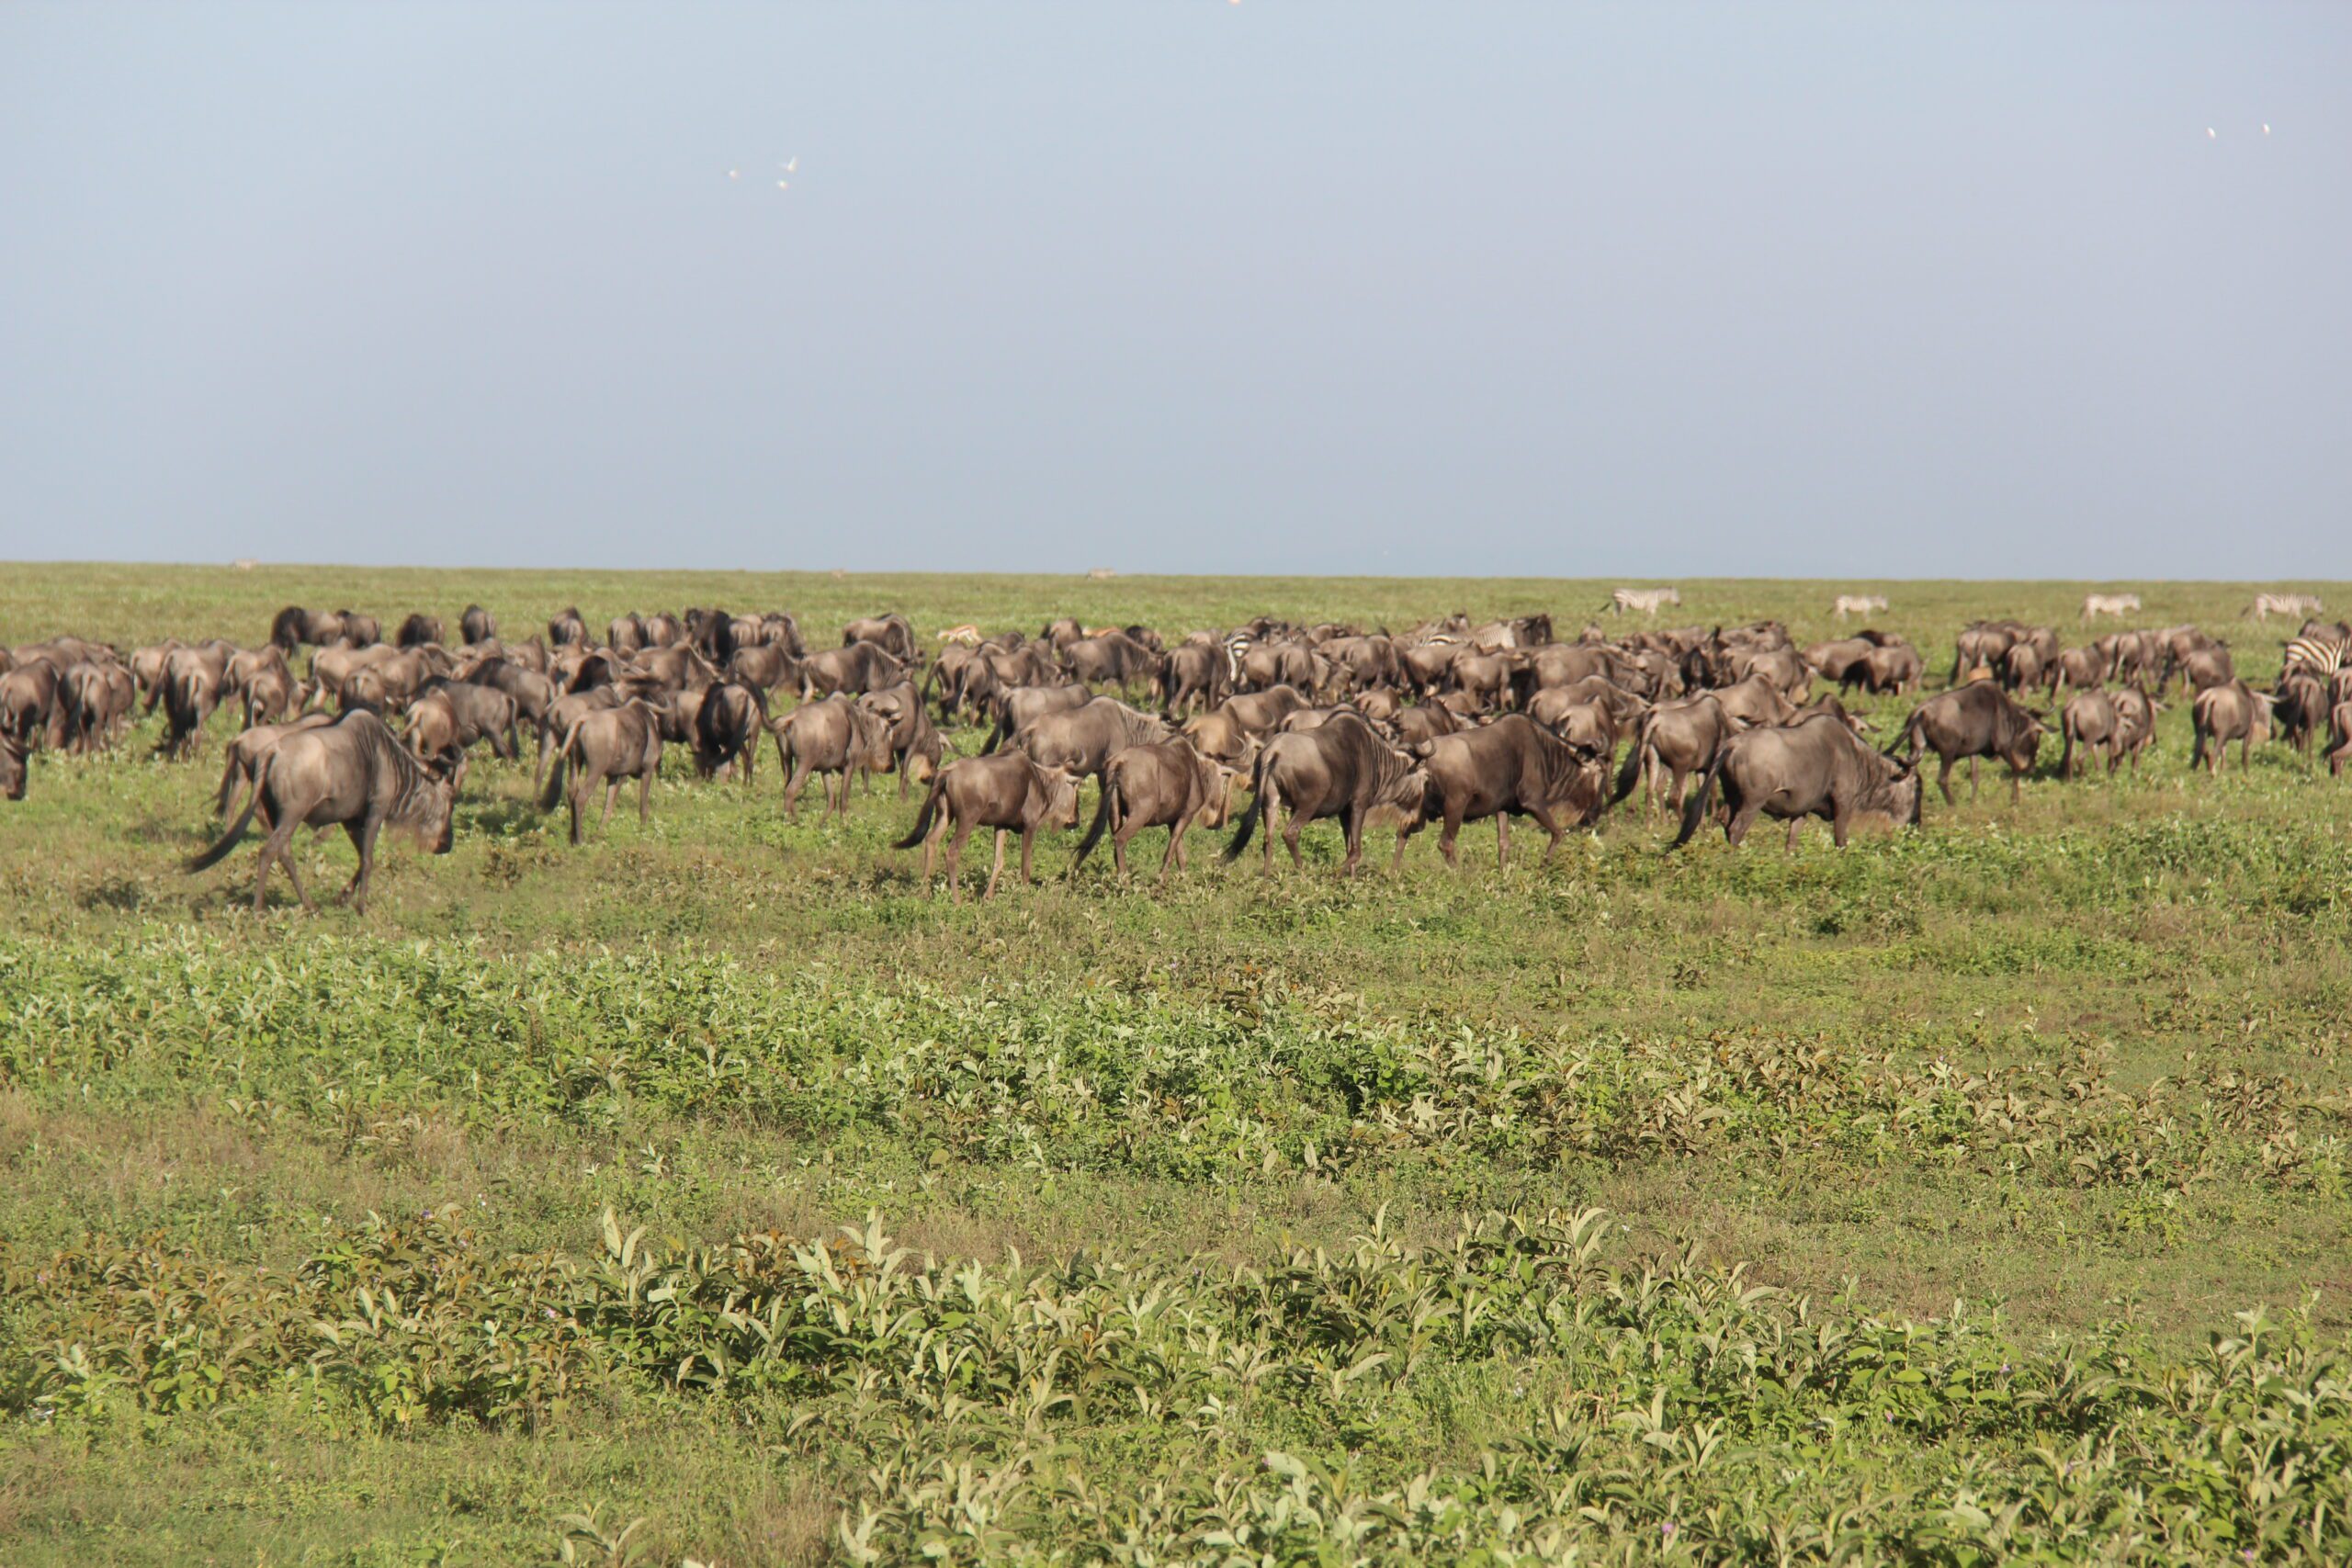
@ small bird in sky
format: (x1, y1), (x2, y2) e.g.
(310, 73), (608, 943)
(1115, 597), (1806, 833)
(729, 168), (740, 178)
(2207, 127), (2217, 139)
(784, 156), (798, 174)
(2263, 123), (2272, 135)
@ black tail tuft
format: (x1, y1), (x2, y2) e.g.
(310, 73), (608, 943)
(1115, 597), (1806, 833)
(188, 772), (265, 872)
(894, 773), (945, 851)
(1668, 750), (1726, 851)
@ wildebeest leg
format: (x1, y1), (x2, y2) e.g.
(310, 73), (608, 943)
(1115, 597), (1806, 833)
(1967, 756), (1979, 800)
(1019, 825), (1039, 886)
(1440, 808), (1463, 869)
(1154, 822), (1180, 885)
(1495, 812), (1513, 873)
(783, 761), (808, 818)
(1831, 803), (1854, 849)
(945, 822), (974, 902)
(349, 817), (383, 915)
(1725, 797), (1762, 847)
(898, 750), (912, 798)
(1528, 803), (1565, 859)
(983, 829), (1009, 900)
(569, 778), (585, 845)
(2061, 730), (2076, 781)
(1785, 815), (1804, 853)
(1339, 805), (1365, 877)
(638, 769), (652, 825)
(1936, 756), (1955, 806)
(602, 779), (620, 829)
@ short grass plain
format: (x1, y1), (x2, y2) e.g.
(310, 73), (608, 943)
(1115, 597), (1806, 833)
(1, 565), (2347, 1565)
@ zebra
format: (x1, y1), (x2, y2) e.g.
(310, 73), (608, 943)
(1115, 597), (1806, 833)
(2281, 633), (2348, 682)
(2250, 592), (2324, 621)
(2080, 593), (2142, 623)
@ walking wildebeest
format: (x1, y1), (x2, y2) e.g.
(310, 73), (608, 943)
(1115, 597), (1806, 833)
(539, 698), (664, 843)
(771, 694), (888, 818)
(843, 614), (917, 663)
(694, 682), (770, 782)
(1070, 739), (1236, 883)
(2190, 680), (2272, 773)
(1894, 683), (2048, 805)
(896, 752), (1080, 900)
(1672, 713), (1921, 852)
(187, 709), (455, 913)
(982, 682), (1091, 753)
(1224, 713), (1430, 877)
(1611, 694), (1739, 814)
(1011, 697), (1170, 785)
(799, 641), (906, 700)
(215, 712), (335, 821)
(1404, 715), (1607, 870)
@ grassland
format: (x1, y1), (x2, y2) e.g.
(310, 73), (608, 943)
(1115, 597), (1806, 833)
(1, 566), (2347, 1564)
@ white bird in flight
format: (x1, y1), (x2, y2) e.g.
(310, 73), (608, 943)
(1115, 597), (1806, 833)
(784, 156), (798, 173)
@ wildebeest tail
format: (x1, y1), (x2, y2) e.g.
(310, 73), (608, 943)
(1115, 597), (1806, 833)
(894, 772), (946, 851)
(537, 721), (582, 810)
(1668, 750), (1726, 851)
(1071, 775), (1117, 868)
(188, 760), (266, 872)
(1222, 747), (1272, 861)
(980, 709), (1012, 755)
(1609, 714), (1653, 806)
(213, 747), (245, 816)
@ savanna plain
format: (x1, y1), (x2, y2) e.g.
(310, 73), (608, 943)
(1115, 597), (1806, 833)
(2, 565), (2347, 1566)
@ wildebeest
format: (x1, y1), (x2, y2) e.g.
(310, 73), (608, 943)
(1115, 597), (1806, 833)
(407, 682), (521, 784)
(1894, 682), (2048, 804)
(1224, 713), (1429, 877)
(895, 752), (1080, 900)
(0, 661), (62, 751)
(548, 607), (589, 648)
(2190, 680), (2271, 773)
(1062, 630), (1161, 694)
(982, 682), (1091, 753)
(799, 641), (906, 699)
(161, 643), (233, 758)
(533, 686), (625, 791)
(855, 682), (945, 797)
(2058, 690), (2137, 779)
(771, 694), (888, 818)
(1611, 694), (1740, 814)
(396, 613), (444, 649)
(455, 657), (557, 740)
(1070, 739), (1235, 882)
(843, 614), (917, 663)
(460, 604), (496, 644)
(187, 709), (455, 913)
(694, 682), (770, 782)
(270, 606), (345, 652)
(1404, 715), (1606, 870)
(1673, 713), (1921, 852)
(539, 698), (663, 843)
(1010, 696), (1170, 784)
(1157, 640), (1227, 716)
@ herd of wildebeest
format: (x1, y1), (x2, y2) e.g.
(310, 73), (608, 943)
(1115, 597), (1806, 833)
(0, 592), (2346, 906)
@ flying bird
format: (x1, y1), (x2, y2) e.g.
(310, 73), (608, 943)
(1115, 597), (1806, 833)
(729, 168), (740, 179)
(784, 156), (798, 173)
(2207, 127), (2217, 139)
(2263, 123), (2272, 135)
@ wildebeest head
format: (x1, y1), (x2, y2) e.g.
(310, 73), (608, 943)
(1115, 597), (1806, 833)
(1038, 763), (1081, 829)
(410, 755), (459, 854)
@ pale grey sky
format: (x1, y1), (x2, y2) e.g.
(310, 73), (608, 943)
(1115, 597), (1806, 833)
(3, 2), (2346, 575)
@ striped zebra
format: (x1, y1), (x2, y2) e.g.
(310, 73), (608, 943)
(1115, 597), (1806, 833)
(2250, 592), (2324, 621)
(2281, 633), (2347, 681)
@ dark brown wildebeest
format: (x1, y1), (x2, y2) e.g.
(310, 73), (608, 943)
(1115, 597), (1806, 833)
(460, 604), (496, 644)
(533, 686), (624, 791)
(982, 682), (1091, 753)
(693, 682), (770, 782)
(799, 641), (905, 700)
(1062, 631), (1161, 694)
(1894, 682), (2048, 804)
(856, 682), (944, 797)
(408, 682), (521, 784)
(896, 751), (1080, 900)
(1070, 739), (1236, 883)
(1224, 712), (1430, 877)
(843, 614), (917, 663)
(1672, 712), (1921, 852)
(1804, 637), (1876, 687)
(1012, 697), (1170, 784)
(131, 640), (180, 713)
(1611, 694), (1738, 813)
(216, 712), (335, 820)
(2190, 680), (2271, 773)
(986, 640), (1063, 692)
(2271, 673), (2331, 759)
(1404, 715), (1607, 870)
(1354, 686), (1404, 728)
(2058, 690), (2132, 779)
(396, 613), (444, 649)
(539, 698), (663, 844)
(270, 606), (347, 652)
(188, 709), (455, 913)
(771, 694), (887, 818)
(1450, 649), (1520, 713)
(548, 607), (589, 648)
(1042, 616), (1086, 651)
(1390, 703), (1462, 751)
(1320, 635), (1402, 694)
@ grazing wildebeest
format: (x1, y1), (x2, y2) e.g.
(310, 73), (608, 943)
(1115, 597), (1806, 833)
(1062, 631), (1161, 694)
(334, 612), (381, 649)
(855, 682), (944, 797)
(2109, 686), (2159, 772)
(1611, 694), (1739, 813)
(2190, 680), (2271, 773)
(1673, 713), (1921, 852)
(607, 614), (650, 656)
(694, 682), (770, 782)
(1391, 703), (1464, 750)
(843, 614), (917, 663)
(1712, 675), (1798, 729)
(1239, 639), (1324, 695)
(1156, 640), (1227, 716)
(1894, 682), (2048, 804)
(241, 660), (300, 728)
(982, 682), (1091, 753)
(539, 698), (663, 844)
(187, 709), (455, 913)
(896, 752), (1080, 901)
(2058, 690), (2135, 779)
(1404, 715), (1606, 870)
(1070, 739), (1235, 882)
(1012, 697), (1170, 785)
(2080, 593), (2141, 623)
(771, 694), (888, 818)
(396, 613), (444, 649)
(460, 604), (496, 644)
(270, 606), (346, 652)
(1224, 713), (1429, 877)
(1833, 594), (1888, 619)
(215, 712), (335, 820)
(407, 682), (521, 785)
(799, 641), (905, 699)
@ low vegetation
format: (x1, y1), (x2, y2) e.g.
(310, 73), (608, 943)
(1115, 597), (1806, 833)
(1, 567), (2346, 1563)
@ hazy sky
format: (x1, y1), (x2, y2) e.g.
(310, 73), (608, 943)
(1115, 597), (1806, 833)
(4, 3), (2346, 576)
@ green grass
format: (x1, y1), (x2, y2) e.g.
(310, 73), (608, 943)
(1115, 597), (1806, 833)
(2, 566), (2348, 1563)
